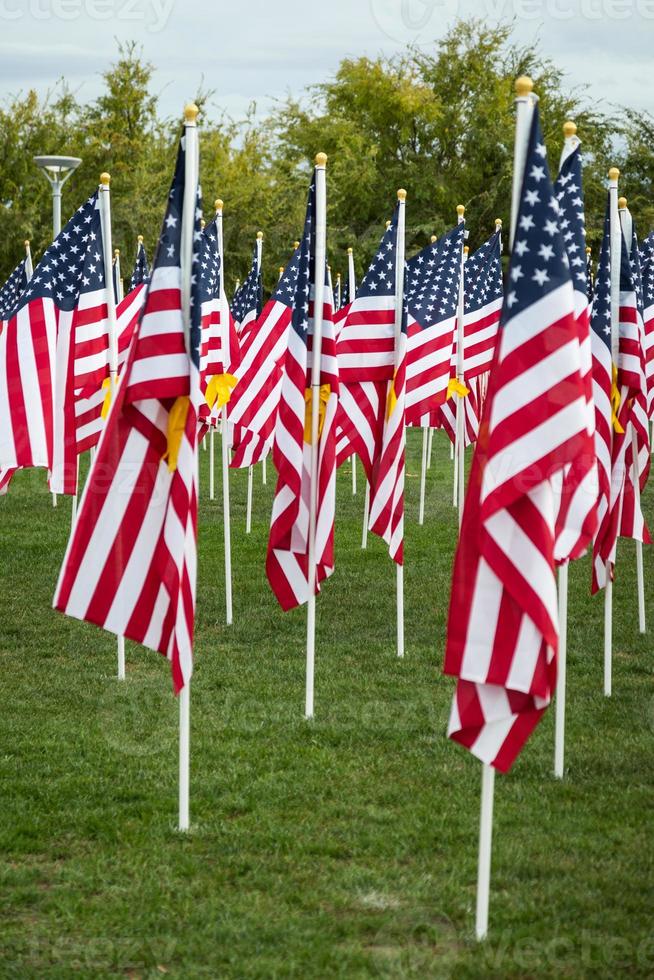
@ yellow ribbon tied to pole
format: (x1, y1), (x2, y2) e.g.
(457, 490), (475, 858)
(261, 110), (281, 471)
(386, 372), (400, 420)
(447, 377), (470, 399)
(100, 377), (113, 419)
(162, 396), (190, 472)
(610, 363), (624, 435)
(304, 385), (331, 443)
(205, 373), (238, 411)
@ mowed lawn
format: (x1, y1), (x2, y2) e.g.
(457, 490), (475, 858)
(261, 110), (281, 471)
(1, 429), (653, 979)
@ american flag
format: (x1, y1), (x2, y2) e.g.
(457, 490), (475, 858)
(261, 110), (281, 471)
(231, 240), (262, 343)
(197, 216), (240, 432)
(74, 283), (147, 454)
(552, 141), (598, 563)
(638, 231), (654, 417)
(461, 228), (503, 379)
(444, 104), (591, 771)
(227, 246), (301, 469)
(266, 171), (339, 610)
(335, 212), (399, 481)
(438, 229), (503, 444)
(0, 193), (110, 495)
(404, 224), (465, 425)
(54, 132), (202, 693)
(337, 219), (397, 384)
(0, 256), (29, 320)
(130, 237), (150, 290)
(590, 201), (615, 591)
(617, 219), (650, 545)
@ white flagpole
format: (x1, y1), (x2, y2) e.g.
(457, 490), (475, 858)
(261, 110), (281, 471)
(554, 561), (569, 778)
(305, 153), (328, 720)
(455, 213), (467, 528)
(361, 481), (370, 549)
(113, 249), (124, 303)
(178, 102), (200, 833)
(553, 124), (580, 779)
(476, 763), (495, 941)
(427, 426), (434, 468)
(214, 198), (233, 626)
(605, 166), (621, 694)
(209, 428), (215, 499)
(394, 190), (407, 659)
(24, 239), (33, 280)
(475, 75), (536, 944)
(262, 456), (267, 485)
(618, 197), (646, 635)
(419, 425), (428, 524)
(346, 247), (358, 498)
(98, 172), (125, 681)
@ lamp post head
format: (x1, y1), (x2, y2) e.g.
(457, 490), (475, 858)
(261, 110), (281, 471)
(33, 155), (82, 184)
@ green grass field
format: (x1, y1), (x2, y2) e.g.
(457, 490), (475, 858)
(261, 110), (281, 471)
(1, 429), (653, 979)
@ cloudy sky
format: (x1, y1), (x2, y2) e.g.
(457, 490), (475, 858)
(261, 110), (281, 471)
(0, 0), (651, 121)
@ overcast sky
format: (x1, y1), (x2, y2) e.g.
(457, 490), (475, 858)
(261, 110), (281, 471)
(0, 0), (652, 123)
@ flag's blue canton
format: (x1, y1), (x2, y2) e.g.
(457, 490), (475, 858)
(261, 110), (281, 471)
(231, 242), (262, 322)
(273, 246), (302, 308)
(640, 231), (654, 308)
(340, 274), (349, 308)
(130, 241), (150, 290)
(464, 229), (503, 314)
(622, 223), (643, 317)
(290, 171), (317, 340)
(503, 104), (570, 324)
(590, 199), (611, 350)
(12, 193), (105, 317)
(554, 145), (587, 295)
(357, 206), (399, 300)
(189, 184), (204, 373)
(405, 223), (464, 327)
(0, 257), (28, 320)
(197, 216), (220, 305)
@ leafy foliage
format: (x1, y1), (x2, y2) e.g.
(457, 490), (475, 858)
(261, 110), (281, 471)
(0, 23), (649, 296)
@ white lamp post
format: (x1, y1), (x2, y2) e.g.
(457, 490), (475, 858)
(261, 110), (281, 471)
(33, 155), (82, 238)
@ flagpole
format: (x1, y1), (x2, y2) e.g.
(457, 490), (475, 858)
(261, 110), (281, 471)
(605, 166), (621, 695)
(24, 239), (33, 280)
(419, 425), (428, 524)
(553, 124), (579, 779)
(618, 196), (646, 635)
(114, 249), (124, 303)
(427, 426), (434, 468)
(215, 198), (233, 626)
(554, 561), (569, 778)
(455, 209), (467, 527)
(209, 428), (215, 498)
(347, 246), (356, 302)
(178, 102), (200, 833)
(305, 153), (328, 720)
(395, 190), (407, 659)
(361, 481), (370, 549)
(98, 171), (125, 681)
(475, 74), (535, 944)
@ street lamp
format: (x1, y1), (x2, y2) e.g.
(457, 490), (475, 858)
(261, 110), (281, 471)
(33, 155), (82, 238)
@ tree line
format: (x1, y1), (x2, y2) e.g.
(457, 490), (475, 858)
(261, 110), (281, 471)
(0, 21), (652, 295)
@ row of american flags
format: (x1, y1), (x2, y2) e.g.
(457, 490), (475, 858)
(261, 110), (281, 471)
(1, 95), (653, 778)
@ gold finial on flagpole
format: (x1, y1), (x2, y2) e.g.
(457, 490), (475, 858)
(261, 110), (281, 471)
(184, 103), (200, 123)
(257, 231), (263, 240)
(495, 218), (502, 228)
(430, 235), (437, 243)
(456, 204), (465, 218)
(315, 152), (328, 166)
(515, 76), (534, 96)
(347, 247), (353, 254)
(563, 120), (577, 138)
(608, 167), (620, 181)
(24, 239), (30, 247)
(293, 241), (300, 249)
(100, 172), (110, 186)
(464, 245), (469, 255)
(137, 235), (144, 244)
(586, 246), (592, 255)
(618, 196), (627, 209)
(397, 188), (407, 201)
(215, 199), (223, 211)
(114, 248), (120, 257)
